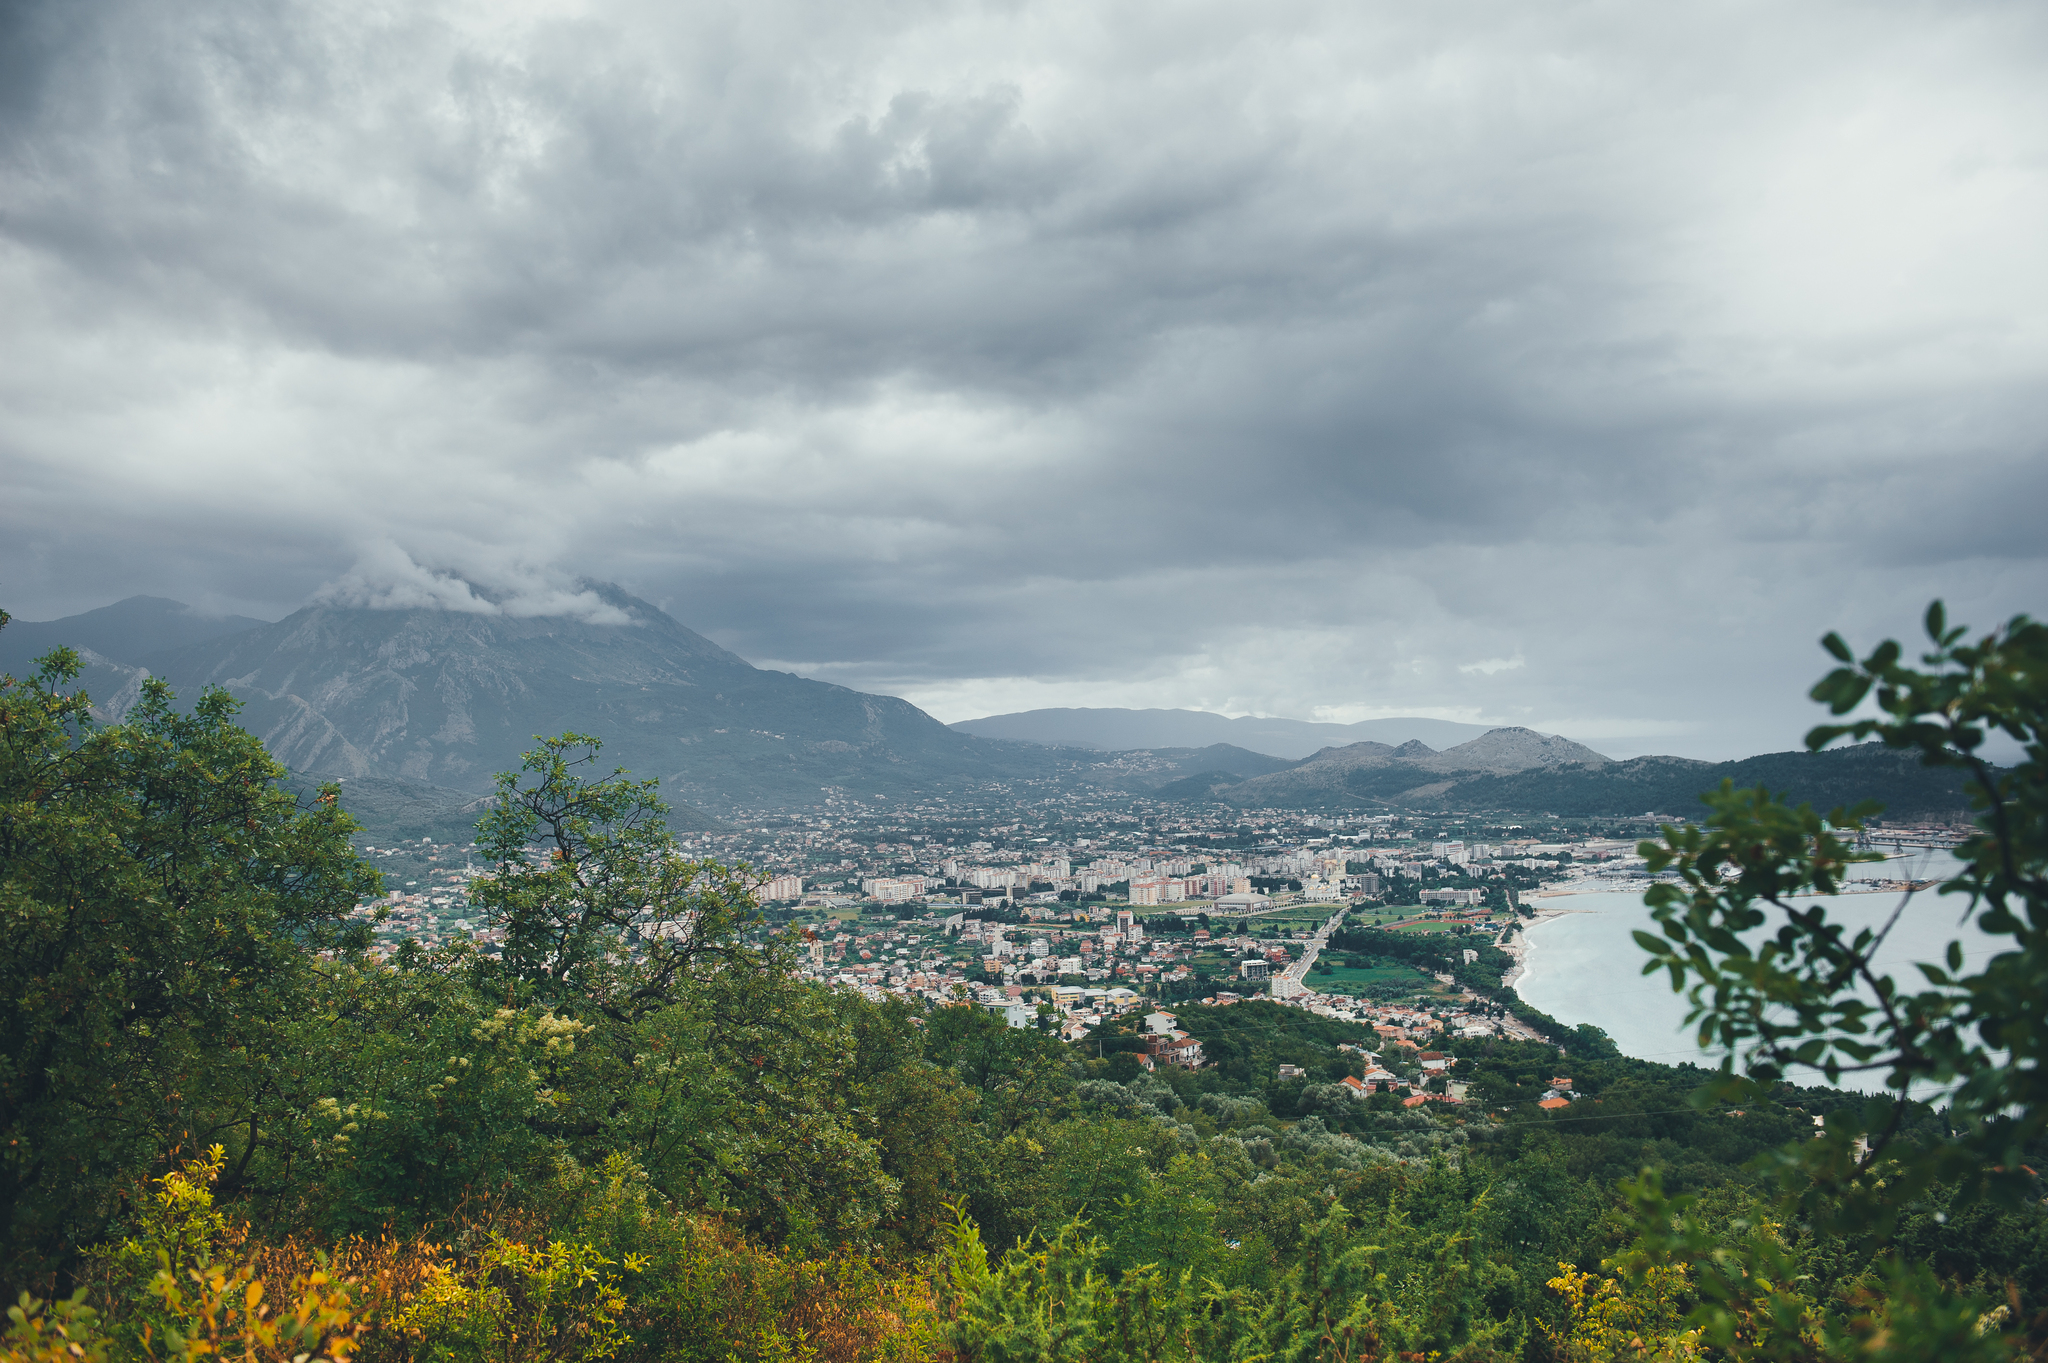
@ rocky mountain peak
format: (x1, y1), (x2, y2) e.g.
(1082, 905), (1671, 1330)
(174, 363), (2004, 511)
(1427, 727), (1611, 774)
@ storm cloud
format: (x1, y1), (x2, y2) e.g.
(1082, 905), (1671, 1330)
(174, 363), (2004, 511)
(3, 0), (2045, 758)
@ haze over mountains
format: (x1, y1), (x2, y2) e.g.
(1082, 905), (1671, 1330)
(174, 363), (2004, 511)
(1154, 729), (1612, 807)
(8, 588), (1062, 814)
(2, 592), (1980, 825)
(950, 708), (1496, 760)
(0, 595), (269, 664)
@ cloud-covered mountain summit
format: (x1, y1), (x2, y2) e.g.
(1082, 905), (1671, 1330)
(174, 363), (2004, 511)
(34, 585), (1048, 810)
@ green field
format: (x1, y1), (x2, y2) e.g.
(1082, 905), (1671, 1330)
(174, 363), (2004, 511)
(1307, 963), (1430, 995)
(1346, 912), (1439, 929)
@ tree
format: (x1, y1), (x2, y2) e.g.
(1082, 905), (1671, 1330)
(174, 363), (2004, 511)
(468, 734), (763, 1022)
(0, 630), (377, 1277)
(1626, 603), (2048, 1357)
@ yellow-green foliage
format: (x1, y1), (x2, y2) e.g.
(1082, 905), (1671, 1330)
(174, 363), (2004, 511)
(38, 1141), (369, 1363)
(944, 1207), (1155, 1362)
(89, 1146), (231, 1286)
(941, 1191), (1536, 1363)
(13, 1149), (939, 1363)
(139, 1257), (364, 1362)
(5, 1262), (364, 1363)
(398, 1237), (635, 1363)
(3, 1291), (109, 1363)
(523, 1154), (944, 1363)
(1545, 1262), (1702, 1362)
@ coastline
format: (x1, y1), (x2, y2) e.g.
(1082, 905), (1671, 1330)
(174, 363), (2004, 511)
(1503, 874), (1639, 990)
(1500, 899), (1579, 990)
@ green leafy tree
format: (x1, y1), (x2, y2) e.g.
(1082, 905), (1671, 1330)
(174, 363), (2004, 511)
(0, 628), (377, 1278)
(258, 969), (593, 1237)
(458, 734), (899, 1251)
(924, 1005), (1073, 1136)
(468, 734), (763, 1021)
(1626, 603), (2048, 1357)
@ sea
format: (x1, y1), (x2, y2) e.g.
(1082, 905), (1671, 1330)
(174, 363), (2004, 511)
(1514, 847), (1988, 1087)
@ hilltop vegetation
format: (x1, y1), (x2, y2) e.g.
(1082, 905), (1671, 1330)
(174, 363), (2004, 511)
(1187, 738), (1983, 819)
(3, 604), (2046, 1361)
(1429, 743), (1983, 820)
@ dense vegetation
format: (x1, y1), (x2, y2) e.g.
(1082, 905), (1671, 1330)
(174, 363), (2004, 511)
(3, 604), (2045, 1361)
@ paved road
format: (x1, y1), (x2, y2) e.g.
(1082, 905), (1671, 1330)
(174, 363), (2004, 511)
(1271, 907), (1347, 998)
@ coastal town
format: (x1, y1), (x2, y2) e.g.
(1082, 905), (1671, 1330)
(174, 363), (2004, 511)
(346, 799), (1964, 1110)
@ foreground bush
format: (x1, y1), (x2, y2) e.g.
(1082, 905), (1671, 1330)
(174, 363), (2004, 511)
(4, 1149), (940, 1363)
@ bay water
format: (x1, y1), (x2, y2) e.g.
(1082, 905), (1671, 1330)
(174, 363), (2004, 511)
(1514, 848), (1989, 1083)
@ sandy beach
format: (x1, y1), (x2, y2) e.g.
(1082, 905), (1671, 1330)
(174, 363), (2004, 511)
(1500, 899), (1582, 989)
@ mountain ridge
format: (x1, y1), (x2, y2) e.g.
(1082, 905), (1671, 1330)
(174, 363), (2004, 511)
(53, 585), (1061, 811)
(1172, 739), (1976, 818)
(1207, 727), (1612, 806)
(949, 706), (1498, 759)
(0, 596), (269, 672)
(5, 594), (1976, 823)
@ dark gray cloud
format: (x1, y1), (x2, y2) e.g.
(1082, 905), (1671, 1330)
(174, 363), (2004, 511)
(4, 0), (2046, 760)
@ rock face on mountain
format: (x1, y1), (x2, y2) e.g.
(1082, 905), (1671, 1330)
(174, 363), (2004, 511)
(42, 583), (1051, 811)
(1410, 727), (1611, 775)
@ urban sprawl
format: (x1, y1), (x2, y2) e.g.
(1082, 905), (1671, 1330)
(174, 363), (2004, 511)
(353, 801), (1965, 1109)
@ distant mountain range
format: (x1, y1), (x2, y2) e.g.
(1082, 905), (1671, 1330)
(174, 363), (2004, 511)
(1410, 745), (1978, 820)
(1, 593), (1981, 827)
(1152, 728), (1976, 819)
(950, 707), (1496, 760)
(0, 596), (272, 729)
(2, 589), (1061, 820)
(1204, 728), (1610, 805)
(0, 595), (269, 665)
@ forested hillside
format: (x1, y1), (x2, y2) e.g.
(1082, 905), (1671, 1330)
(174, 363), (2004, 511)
(1192, 739), (1983, 819)
(1432, 743), (1982, 819)
(4, 607), (2046, 1362)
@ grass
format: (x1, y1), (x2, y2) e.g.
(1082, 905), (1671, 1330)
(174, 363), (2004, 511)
(1309, 964), (1431, 996)
(1348, 912), (1445, 930)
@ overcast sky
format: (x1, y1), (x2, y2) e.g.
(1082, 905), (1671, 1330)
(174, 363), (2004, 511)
(4, 0), (2045, 759)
